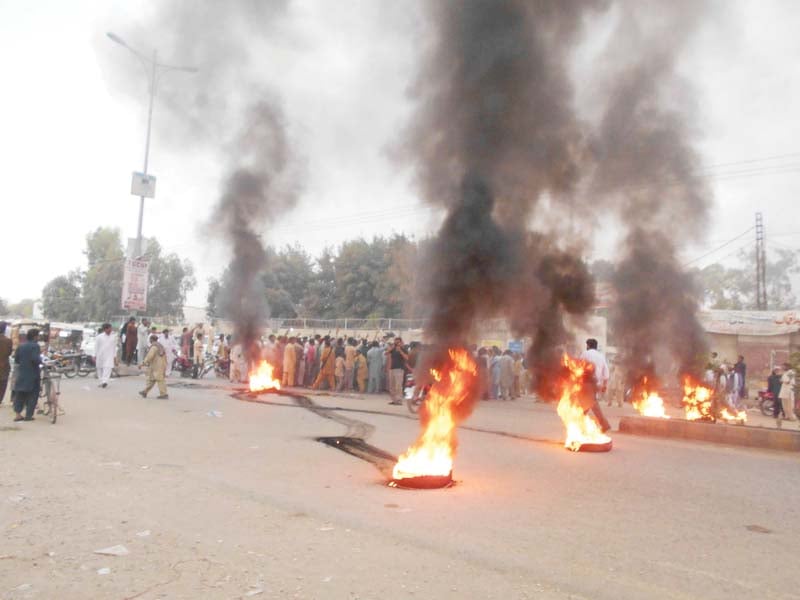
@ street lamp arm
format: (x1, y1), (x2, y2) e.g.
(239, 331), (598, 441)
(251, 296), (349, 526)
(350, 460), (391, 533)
(107, 31), (152, 77)
(155, 62), (199, 74)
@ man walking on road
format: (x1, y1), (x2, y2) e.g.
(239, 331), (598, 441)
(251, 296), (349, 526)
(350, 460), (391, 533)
(385, 337), (408, 405)
(12, 328), (41, 421)
(95, 323), (116, 388)
(0, 322), (12, 404)
(579, 338), (612, 433)
(139, 334), (169, 399)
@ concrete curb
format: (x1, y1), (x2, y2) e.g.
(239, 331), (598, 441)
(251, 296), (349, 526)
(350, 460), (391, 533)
(618, 416), (800, 452)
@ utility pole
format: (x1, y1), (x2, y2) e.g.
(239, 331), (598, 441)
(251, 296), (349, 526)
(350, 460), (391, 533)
(107, 32), (197, 258)
(755, 212), (767, 310)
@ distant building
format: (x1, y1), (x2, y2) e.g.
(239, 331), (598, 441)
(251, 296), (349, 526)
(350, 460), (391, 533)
(699, 309), (800, 385)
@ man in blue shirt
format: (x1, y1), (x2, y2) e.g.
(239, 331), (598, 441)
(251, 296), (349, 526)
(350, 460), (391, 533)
(13, 328), (42, 422)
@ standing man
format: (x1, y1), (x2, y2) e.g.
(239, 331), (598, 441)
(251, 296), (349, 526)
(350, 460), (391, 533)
(282, 337), (296, 387)
(192, 332), (205, 378)
(385, 337), (408, 405)
(344, 338), (357, 391)
(124, 317), (138, 365)
(294, 337), (305, 387)
(733, 355), (747, 403)
(12, 328), (41, 422)
(354, 347), (368, 393)
(367, 341), (383, 393)
(579, 338), (612, 433)
(95, 323), (116, 388)
(160, 329), (177, 377)
(137, 318), (150, 365)
(312, 337), (336, 390)
(0, 322), (12, 404)
(780, 362), (796, 422)
(138, 334), (169, 399)
(768, 367), (785, 428)
(498, 350), (515, 401)
(304, 339), (317, 386)
(180, 327), (191, 359)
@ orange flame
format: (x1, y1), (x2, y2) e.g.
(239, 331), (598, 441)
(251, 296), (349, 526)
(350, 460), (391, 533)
(249, 360), (282, 392)
(682, 377), (713, 421)
(392, 349), (477, 480)
(719, 407), (747, 423)
(557, 354), (611, 451)
(632, 377), (669, 418)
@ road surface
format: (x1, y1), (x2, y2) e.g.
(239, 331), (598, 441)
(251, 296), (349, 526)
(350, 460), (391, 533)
(1, 375), (798, 599)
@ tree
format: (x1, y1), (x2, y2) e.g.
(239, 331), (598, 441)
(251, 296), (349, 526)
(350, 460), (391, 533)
(334, 237), (409, 318)
(8, 299), (35, 318)
(377, 234), (422, 318)
(301, 247), (337, 319)
(694, 247), (800, 310)
(42, 271), (83, 322)
(206, 277), (221, 319)
(262, 245), (314, 318)
(142, 239), (196, 318)
(81, 227), (125, 320)
(0, 297), (8, 315)
(78, 228), (195, 320)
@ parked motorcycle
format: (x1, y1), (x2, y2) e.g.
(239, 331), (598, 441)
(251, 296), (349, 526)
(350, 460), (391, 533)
(758, 389), (775, 417)
(405, 373), (430, 414)
(172, 355), (194, 378)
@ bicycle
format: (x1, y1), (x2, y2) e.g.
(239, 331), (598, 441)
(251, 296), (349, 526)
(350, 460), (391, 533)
(37, 360), (62, 424)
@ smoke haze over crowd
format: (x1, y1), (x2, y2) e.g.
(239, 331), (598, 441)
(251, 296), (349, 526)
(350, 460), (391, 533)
(401, 0), (712, 392)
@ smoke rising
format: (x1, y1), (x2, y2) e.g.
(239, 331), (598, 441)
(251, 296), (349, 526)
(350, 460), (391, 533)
(590, 1), (712, 382)
(104, 0), (300, 354)
(402, 0), (712, 398)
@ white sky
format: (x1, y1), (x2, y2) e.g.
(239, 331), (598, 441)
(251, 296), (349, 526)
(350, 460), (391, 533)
(1, 0), (799, 307)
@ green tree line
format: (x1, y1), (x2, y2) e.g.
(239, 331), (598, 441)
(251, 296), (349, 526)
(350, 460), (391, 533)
(206, 234), (427, 320)
(590, 247), (800, 311)
(39, 227), (196, 322)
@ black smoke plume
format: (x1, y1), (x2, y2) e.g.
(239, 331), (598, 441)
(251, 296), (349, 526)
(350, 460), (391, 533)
(401, 0), (603, 404)
(590, 1), (711, 383)
(103, 1), (299, 356)
(402, 0), (711, 400)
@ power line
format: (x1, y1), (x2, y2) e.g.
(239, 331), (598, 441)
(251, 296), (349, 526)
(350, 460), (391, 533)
(683, 227), (755, 267)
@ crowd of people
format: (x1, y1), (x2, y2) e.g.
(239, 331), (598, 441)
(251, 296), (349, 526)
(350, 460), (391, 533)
(5, 314), (799, 429)
(223, 333), (532, 405)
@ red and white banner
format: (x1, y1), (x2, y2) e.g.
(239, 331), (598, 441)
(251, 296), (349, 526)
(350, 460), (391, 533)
(121, 258), (149, 312)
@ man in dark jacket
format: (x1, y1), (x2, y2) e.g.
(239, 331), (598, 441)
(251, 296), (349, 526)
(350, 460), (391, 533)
(767, 367), (784, 427)
(0, 321), (12, 404)
(13, 328), (41, 421)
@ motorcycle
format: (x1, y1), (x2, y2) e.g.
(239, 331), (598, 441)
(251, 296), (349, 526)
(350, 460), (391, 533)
(172, 355), (194, 378)
(758, 389), (775, 417)
(405, 373), (430, 414)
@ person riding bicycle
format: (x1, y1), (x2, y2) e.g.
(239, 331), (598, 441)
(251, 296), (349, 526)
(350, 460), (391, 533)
(138, 334), (169, 400)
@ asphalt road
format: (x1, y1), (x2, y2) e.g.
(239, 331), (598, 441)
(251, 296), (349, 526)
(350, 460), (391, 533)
(1, 375), (798, 600)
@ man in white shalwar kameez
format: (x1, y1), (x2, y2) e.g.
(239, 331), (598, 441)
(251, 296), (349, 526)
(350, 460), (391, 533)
(160, 329), (177, 377)
(137, 319), (150, 365)
(95, 323), (117, 388)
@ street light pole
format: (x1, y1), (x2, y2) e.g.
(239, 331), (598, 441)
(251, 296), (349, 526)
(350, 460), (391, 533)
(136, 49), (157, 258)
(107, 33), (196, 258)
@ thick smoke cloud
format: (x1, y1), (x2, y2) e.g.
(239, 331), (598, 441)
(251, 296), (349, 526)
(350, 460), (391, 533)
(402, 0), (711, 397)
(590, 1), (712, 382)
(401, 0), (603, 403)
(105, 0), (299, 354)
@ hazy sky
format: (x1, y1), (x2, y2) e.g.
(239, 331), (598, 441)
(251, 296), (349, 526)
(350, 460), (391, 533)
(2, 0), (799, 307)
